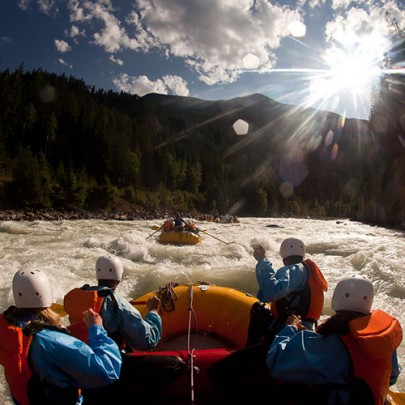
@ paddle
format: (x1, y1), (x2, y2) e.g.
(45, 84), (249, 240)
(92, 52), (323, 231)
(200, 230), (234, 245)
(388, 389), (405, 405)
(146, 225), (162, 239)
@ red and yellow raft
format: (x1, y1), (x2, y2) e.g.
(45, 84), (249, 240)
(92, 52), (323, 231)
(129, 282), (259, 402)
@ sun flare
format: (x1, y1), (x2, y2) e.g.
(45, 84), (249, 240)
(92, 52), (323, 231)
(308, 36), (387, 104)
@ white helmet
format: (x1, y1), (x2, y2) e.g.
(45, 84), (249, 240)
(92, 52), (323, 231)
(95, 256), (124, 281)
(12, 269), (52, 309)
(332, 275), (374, 314)
(279, 238), (306, 259)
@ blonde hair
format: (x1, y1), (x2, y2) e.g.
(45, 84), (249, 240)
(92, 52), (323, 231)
(5, 306), (61, 327)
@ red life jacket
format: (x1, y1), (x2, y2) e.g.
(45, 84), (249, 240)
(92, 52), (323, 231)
(341, 309), (403, 405)
(271, 258), (328, 322)
(0, 313), (33, 405)
(63, 287), (105, 343)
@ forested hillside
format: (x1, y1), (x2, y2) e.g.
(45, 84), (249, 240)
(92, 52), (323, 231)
(0, 62), (404, 227)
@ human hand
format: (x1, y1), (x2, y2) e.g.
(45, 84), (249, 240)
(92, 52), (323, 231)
(286, 315), (305, 330)
(83, 308), (103, 327)
(253, 245), (266, 261)
(147, 295), (161, 312)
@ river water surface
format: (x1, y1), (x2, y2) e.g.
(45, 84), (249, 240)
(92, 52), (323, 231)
(0, 217), (404, 401)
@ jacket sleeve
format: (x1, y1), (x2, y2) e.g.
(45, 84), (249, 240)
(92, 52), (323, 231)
(255, 260), (307, 303)
(30, 326), (122, 389)
(390, 350), (402, 385)
(118, 297), (162, 350)
(266, 326), (351, 385)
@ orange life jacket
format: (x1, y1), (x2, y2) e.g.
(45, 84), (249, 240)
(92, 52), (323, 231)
(163, 220), (174, 232)
(64, 287), (105, 343)
(0, 311), (80, 405)
(0, 313), (33, 405)
(271, 258), (328, 322)
(341, 309), (403, 405)
(185, 222), (197, 233)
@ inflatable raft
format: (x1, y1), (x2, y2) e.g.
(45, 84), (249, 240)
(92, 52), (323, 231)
(52, 283), (405, 404)
(128, 282), (259, 403)
(158, 230), (202, 245)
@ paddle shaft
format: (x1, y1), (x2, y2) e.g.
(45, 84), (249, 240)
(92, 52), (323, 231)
(146, 226), (162, 239)
(201, 230), (234, 245)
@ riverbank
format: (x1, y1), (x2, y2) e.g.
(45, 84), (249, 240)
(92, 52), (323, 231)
(0, 207), (168, 222)
(0, 207), (404, 232)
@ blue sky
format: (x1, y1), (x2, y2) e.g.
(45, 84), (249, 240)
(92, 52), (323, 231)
(0, 0), (404, 120)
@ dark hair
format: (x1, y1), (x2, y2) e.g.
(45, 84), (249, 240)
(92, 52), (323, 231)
(283, 255), (303, 265)
(98, 279), (120, 290)
(316, 310), (364, 337)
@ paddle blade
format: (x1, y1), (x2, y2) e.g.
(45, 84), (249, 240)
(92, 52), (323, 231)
(388, 390), (405, 405)
(151, 225), (161, 230)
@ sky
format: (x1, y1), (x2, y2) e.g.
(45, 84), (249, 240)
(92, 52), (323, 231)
(0, 0), (404, 120)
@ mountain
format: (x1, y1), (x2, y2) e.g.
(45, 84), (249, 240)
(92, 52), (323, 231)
(0, 67), (403, 228)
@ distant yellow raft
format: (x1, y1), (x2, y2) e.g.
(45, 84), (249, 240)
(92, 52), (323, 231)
(158, 230), (202, 245)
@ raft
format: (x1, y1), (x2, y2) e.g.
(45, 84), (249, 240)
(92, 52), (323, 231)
(158, 230), (202, 245)
(128, 282), (260, 402)
(128, 283), (405, 404)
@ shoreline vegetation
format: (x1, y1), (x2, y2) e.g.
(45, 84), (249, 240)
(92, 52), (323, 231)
(0, 207), (404, 233)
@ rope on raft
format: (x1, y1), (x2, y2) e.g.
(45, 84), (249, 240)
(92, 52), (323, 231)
(157, 281), (179, 312)
(187, 285), (197, 404)
(157, 282), (202, 403)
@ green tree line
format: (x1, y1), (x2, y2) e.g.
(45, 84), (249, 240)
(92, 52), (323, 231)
(0, 45), (404, 225)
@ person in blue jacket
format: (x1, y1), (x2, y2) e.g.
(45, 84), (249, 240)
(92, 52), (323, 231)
(64, 255), (162, 351)
(209, 237), (327, 401)
(173, 213), (187, 231)
(0, 268), (121, 405)
(64, 256), (184, 404)
(267, 275), (402, 405)
(254, 237), (327, 332)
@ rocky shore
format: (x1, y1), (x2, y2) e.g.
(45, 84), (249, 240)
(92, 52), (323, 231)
(0, 207), (169, 222)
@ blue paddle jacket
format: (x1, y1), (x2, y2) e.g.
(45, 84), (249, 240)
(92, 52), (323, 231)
(1, 310), (121, 405)
(255, 258), (308, 303)
(66, 286), (162, 351)
(267, 324), (401, 404)
(255, 258), (313, 328)
(30, 325), (122, 390)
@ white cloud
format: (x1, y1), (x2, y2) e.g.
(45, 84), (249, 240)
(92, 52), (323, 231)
(61, 0), (405, 94)
(108, 55), (123, 65)
(18, 0), (58, 15)
(38, 0), (58, 16)
(58, 58), (73, 68)
(306, 0), (327, 8)
(54, 39), (71, 53)
(67, 0), (151, 53)
(67, 25), (85, 38)
(67, 0), (303, 86)
(324, 6), (392, 55)
(134, 0), (302, 85)
(112, 73), (189, 97)
(17, 0), (30, 11)
(0, 36), (12, 46)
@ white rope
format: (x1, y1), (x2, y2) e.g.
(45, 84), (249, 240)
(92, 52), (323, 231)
(187, 285), (196, 404)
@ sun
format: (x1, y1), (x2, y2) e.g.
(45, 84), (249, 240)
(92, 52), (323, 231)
(308, 37), (386, 105)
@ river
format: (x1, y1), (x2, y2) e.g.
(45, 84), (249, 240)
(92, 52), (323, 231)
(0, 217), (404, 401)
